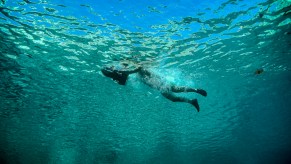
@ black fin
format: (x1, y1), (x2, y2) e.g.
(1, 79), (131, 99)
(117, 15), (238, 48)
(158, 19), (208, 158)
(197, 89), (207, 97)
(191, 99), (200, 112)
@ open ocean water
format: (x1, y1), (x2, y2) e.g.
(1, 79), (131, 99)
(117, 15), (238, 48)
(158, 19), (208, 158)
(1, 0), (291, 163)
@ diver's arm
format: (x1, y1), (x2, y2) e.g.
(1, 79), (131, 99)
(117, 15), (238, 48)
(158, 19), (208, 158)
(118, 65), (142, 75)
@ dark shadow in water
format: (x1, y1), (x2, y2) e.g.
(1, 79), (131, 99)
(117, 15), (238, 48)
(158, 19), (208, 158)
(0, 152), (8, 164)
(0, 25), (24, 164)
(93, 147), (118, 164)
(0, 150), (20, 164)
(261, 148), (291, 164)
(147, 146), (239, 164)
(75, 139), (119, 164)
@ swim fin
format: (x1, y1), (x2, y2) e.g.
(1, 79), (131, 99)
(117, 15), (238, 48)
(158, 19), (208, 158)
(196, 89), (207, 97)
(191, 99), (200, 112)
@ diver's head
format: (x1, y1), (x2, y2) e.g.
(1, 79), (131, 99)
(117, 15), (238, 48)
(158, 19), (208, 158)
(101, 63), (128, 85)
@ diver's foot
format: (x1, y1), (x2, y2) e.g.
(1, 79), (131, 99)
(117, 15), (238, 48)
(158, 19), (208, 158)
(190, 99), (200, 112)
(196, 89), (207, 97)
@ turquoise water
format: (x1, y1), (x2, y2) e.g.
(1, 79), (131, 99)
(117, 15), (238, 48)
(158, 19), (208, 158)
(1, 0), (291, 163)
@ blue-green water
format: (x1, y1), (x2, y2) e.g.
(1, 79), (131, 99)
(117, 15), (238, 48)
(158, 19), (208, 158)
(1, 0), (291, 163)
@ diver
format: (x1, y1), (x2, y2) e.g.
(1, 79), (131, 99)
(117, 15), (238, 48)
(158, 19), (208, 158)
(101, 61), (207, 112)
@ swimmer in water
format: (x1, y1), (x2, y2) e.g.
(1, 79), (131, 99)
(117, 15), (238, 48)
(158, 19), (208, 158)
(101, 61), (207, 112)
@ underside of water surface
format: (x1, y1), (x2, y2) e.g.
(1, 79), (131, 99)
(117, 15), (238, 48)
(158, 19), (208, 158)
(0, 0), (291, 163)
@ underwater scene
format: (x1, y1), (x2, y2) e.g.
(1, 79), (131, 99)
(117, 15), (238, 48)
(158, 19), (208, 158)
(1, 0), (291, 163)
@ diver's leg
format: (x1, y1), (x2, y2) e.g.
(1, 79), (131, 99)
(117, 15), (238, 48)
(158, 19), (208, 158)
(161, 92), (200, 112)
(170, 86), (207, 97)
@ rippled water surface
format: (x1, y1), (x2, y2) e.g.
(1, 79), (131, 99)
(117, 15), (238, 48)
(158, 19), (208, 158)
(1, 0), (291, 163)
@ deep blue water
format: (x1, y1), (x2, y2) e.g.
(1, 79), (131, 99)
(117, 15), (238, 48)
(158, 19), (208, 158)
(1, 0), (291, 163)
